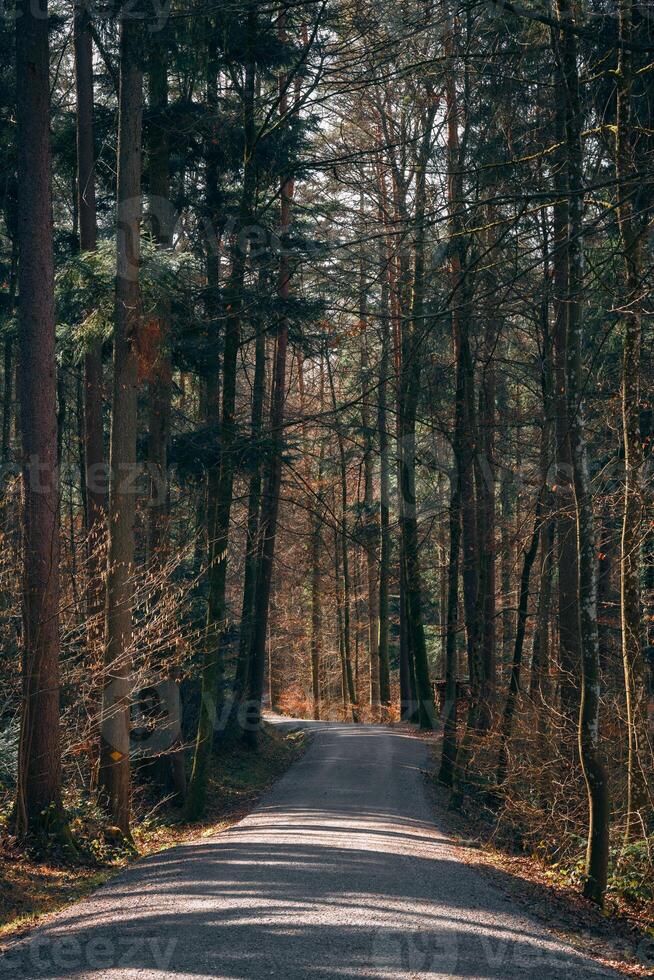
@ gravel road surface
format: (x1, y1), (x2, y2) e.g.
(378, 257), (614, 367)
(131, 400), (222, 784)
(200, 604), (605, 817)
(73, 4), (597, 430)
(0, 720), (620, 978)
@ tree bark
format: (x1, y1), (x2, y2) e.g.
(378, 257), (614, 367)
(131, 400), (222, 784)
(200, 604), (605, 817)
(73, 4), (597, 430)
(2, 246), (17, 465)
(444, 25), (484, 796)
(15, 0), (66, 839)
(146, 33), (172, 563)
(398, 112), (437, 732)
(615, 0), (649, 845)
(553, 0), (609, 904)
(551, 71), (581, 722)
(2, 335), (12, 464)
(74, 0), (105, 567)
(478, 308), (497, 728)
(244, 8), (295, 744)
(530, 249), (555, 730)
(74, 0), (105, 793)
(443, 25), (483, 777)
(359, 249), (381, 716)
(299, 355), (325, 720)
(497, 491), (543, 785)
(327, 351), (358, 720)
(387, 169), (417, 722)
(189, 6), (257, 807)
(439, 449), (463, 787)
(377, 230), (391, 709)
(334, 526), (349, 717)
(143, 30), (186, 802)
(232, 325), (266, 718)
(309, 440), (325, 719)
(98, 16), (144, 836)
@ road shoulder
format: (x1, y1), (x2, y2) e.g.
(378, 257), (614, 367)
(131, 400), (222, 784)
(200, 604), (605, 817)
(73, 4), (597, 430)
(420, 735), (653, 978)
(0, 723), (307, 946)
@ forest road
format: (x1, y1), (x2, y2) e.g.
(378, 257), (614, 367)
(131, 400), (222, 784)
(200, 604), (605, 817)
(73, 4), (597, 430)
(0, 718), (621, 979)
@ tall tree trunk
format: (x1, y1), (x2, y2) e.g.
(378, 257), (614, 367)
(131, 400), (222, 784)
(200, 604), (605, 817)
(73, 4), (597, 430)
(75, 0), (105, 558)
(360, 249), (381, 716)
(499, 460), (514, 665)
(389, 173), (417, 722)
(146, 33), (172, 562)
(74, 0), (105, 793)
(189, 356), (237, 813)
(2, 335), (12, 464)
(616, 0), (649, 844)
(444, 25), (483, 795)
(551, 76), (581, 723)
(377, 231), (391, 709)
(399, 113), (436, 731)
(327, 352), (358, 720)
(477, 207), (500, 722)
(300, 355), (325, 720)
(144, 31), (185, 801)
(497, 491), (543, 785)
(439, 24), (468, 788)
(232, 326), (266, 719)
(446, 26), (483, 776)
(439, 449), (463, 787)
(193, 49), (220, 578)
(334, 527), (349, 717)
(459, 330), (481, 720)
(244, 308), (290, 743)
(15, 0), (66, 839)
(98, 16), (144, 836)
(309, 439), (325, 720)
(530, 252), (555, 730)
(244, 8), (294, 745)
(478, 308), (497, 729)
(353, 499), (363, 694)
(530, 516), (554, 720)
(553, 1), (609, 904)
(2, 246), (17, 465)
(378, 168), (414, 719)
(189, 7), (257, 808)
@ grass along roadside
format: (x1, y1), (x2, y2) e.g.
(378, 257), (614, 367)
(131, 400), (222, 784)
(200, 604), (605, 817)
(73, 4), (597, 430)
(0, 723), (307, 944)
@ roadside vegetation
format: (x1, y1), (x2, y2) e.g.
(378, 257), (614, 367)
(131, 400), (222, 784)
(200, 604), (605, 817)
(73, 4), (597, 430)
(0, 725), (306, 941)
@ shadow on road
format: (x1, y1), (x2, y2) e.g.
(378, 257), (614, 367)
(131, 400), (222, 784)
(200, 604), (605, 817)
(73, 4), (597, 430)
(0, 723), (620, 978)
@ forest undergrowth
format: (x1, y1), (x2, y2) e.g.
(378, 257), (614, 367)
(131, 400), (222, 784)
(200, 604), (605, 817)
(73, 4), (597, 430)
(0, 724), (306, 942)
(424, 719), (654, 977)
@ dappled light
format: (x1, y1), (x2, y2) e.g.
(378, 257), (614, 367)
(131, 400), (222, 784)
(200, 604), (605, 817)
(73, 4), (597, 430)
(1, 0), (652, 966)
(0, 725), (622, 978)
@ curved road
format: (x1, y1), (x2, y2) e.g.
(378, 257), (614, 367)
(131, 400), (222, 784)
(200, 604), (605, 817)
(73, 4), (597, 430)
(1, 720), (619, 978)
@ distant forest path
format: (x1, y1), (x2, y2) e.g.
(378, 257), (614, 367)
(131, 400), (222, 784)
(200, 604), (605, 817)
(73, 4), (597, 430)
(2, 720), (621, 979)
